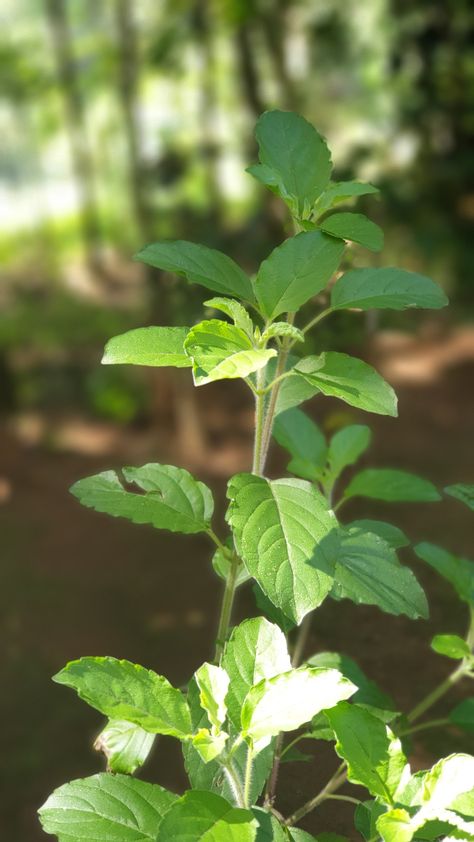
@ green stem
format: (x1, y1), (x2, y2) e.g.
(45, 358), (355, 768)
(407, 664), (466, 724)
(279, 732), (311, 760)
(252, 375), (266, 476)
(291, 613), (313, 668)
(222, 762), (245, 807)
(300, 307), (333, 337)
(214, 552), (240, 663)
(243, 743), (254, 808)
(285, 763), (347, 826)
(325, 794), (361, 806)
(398, 717), (449, 737)
(259, 314), (295, 470)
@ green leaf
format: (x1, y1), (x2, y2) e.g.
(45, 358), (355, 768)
(204, 297), (254, 339)
(331, 267), (448, 312)
(450, 700), (474, 734)
(191, 728), (228, 763)
(326, 528), (428, 619)
(184, 320), (276, 385)
(295, 352), (398, 417)
(327, 424), (371, 479)
(261, 322), (305, 344)
(273, 408), (327, 479)
(94, 719), (155, 774)
(252, 110), (332, 216)
(102, 326), (191, 368)
(431, 634), (471, 660)
(307, 652), (397, 716)
(255, 231), (344, 319)
(319, 212), (383, 252)
(252, 584), (296, 633)
(354, 800), (387, 841)
(343, 469), (441, 503)
(241, 667), (356, 746)
(313, 180), (379, 217)
(212, 542), (250, 587)
(414, 543), (474, 604)
(39, 773), (177, 841)
(376, 808), (413, 842)
(222, 617), (291, 729)
(252, 808), (289, 841)
(227, 474), (337, 624)
(444, 484), (474, 511)
(346, 519), (409, 549)
(54, 656), (192, 738)
(195, 663), (230, 733)
(157, 790), (257, 841)
(422, 754), (474, 813)
(327, 702), (407, 802)
(135, 240), (255, 303)
(183, 678), (273, 806)
(71, 463), (214, 535)
(269, 355), (320, 415)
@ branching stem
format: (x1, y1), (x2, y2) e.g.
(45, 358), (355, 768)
(285, 763), (347, 826)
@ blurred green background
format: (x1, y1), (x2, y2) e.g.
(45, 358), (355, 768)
(1, 1), (473, 839)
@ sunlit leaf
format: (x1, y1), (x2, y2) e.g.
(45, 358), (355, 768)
(431, 634), (471, 660)
(184, 319), (276, 385)
(313, 180), (379, 217)
(94, 718), (155, 774)
(204, 297), (254, 339)
(54, 657), (191, 738)
(102, 326), (191, 367)
(195, 662), (230, 733)
(71, 463), (214, 534)
(307, 652), (397, 717)
(157, 790), (257, 841)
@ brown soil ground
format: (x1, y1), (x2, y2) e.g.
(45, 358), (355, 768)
(2, 327), (474, 840)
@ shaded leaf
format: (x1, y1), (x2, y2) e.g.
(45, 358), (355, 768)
(255, 231), (344, 319)
(273, 407), (327, 478)
(307, 652), (396, 716)
(414, 542), (474, 604)
(343, 469), (441, 503)
(227, 474), (337, 624)
(313, 180), (379, 217)
(102, 326), (191, 367)
(327, 424), (371, 480)
(320, 212), (383, 252)
(327, 702), (407, 802)
(444, 484), (474, 512)
(135, 240), (255, 302)
(295, 352), (398, 417)
(54, 657), (191, 737)
(346, 519), (409, 549)
(252, 110), (332, 216)
(71, 463), (214, 535)
(252, 584), (296, 634)
(331, 267), (448, 312)
(450, 700), (474, 733)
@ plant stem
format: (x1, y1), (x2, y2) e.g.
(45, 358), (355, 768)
(214, 552), (240, 663)
(291, 613), (313, 667)
(279, 732), (311, 760)
(398, 717), (449, 737)
(406, 664), (466, 724)
(300, 307), (333, 336)
(222, 762), (245, 807)
(243, 743), (254, 808)
(259, 314), (295, 470)
(252, 371), (266, 476)
(325, 793), (361, 806)
(285, 763), (347, 826)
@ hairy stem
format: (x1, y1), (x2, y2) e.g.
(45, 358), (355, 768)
(222, 762), (245, 807)
(243, 743), (254, 808)
(285, 763), (347, 826)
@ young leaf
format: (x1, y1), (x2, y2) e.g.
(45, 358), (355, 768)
(346, 519), (409, 549)
(134, 240), (255, 303)
(295, 352), (398, 417)
(39, 773), (177, 842)
(157, 790), (257, 841)
(414, 542), (474, 604)
(431, 634), (471, 660)
(327, 702), (407, 803)
(327, 528), (428, 619)
(195, 662), (230, 733)
(255, 231), (344, 319)
(227, 474), (337, 624)
(252, 110), (332, 216)
(204, 297), (254, 339)
(184, 319), (276, 385)
(327, 424), (371, 480)
(313, 180), (379, 218)
(191, 728), (228, 763)
(273, 407), (327, 478)
(444, 483), (474, 511)
(71, 463), (214, 534)
(94, 718), (155, 774)
(331, 267), (448, 312)
(450, 699), (474, 733)
(102, 326), (192, 367)
(343, 468), (441, 503)
(222, 617), (291, 729)
(307, 652), (397, 716)
(54, 656), (192, 737)
(261, 322), (305, 344)
(241, 667), (356, 746)
(319, 212), (384, 252)
(212, 542), (250, 587)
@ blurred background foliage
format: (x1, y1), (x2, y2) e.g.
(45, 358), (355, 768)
(0, 0), (473, 425)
